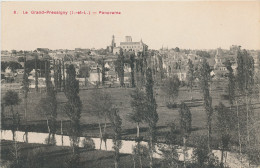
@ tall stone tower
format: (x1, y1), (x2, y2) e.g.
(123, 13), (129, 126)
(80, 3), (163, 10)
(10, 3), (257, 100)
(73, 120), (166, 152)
(111, 35), (116, 53)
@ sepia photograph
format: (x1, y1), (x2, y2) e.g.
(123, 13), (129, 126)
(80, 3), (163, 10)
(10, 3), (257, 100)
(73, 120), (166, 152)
(1, 1), (260, 168)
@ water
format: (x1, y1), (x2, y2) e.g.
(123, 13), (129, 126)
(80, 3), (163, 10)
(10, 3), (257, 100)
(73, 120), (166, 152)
(0, 130), (254, 168)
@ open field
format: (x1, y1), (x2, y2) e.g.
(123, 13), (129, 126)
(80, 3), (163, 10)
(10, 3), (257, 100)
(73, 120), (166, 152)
(2, 80), (260, 146)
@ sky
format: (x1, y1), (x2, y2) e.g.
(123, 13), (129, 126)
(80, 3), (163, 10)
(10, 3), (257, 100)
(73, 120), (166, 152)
(1, 1), (260, 51)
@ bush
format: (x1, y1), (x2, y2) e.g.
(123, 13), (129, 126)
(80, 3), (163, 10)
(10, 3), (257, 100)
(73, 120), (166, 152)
(82, 137), (95, 150)
(221, 94), (229, 100)
(44, 135), (56, 145)
(166, 102), (178, 109)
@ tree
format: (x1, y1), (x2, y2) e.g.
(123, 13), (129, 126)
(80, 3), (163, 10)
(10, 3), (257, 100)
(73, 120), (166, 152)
(53, 60), (59, 91)
(235, 49), (256, 166)
(158, 55), (165, 82)
(143, 68), (158, 168)
(128, 88), (146, 138)
(22, 57), (30, 120)
(11, 50), (17, 55)
(25, 59), (46, 76)
(34, 54), (39, 92)
(161, 75), (180, 104)
(62, 59), (66, 90)
(87, 87), (113, 149)
(1, 61), (8, 72)
(40, 60), (57, 144)
(159, 122), (180, 168)
(108, 108), (122, 168)
(174, 47), (180, 52)
(196, 50), (211, 58)
(237, 50), (255, 145)
(3, 90), (21, 140)
(58, 60), (62, 90)
(186, 59), (195, 99)
(132, 144), (149, 168)
(38, 82), (57, 144)
(64, 64), (82, 167)
(224, 60), (235, 106)
(198, 58), (213, 151)
(179, 102), (192, 168)
(44, 60), (51, 93)
(17, 57), (25, 62)
(192, 136), (219, 168)
(215, 102), (234, 168)
(129, 53), (136, 87)
(79, 65), (90, 86)
(115, 49), (125, 87)
(7, 61), (22, 73)
(98, 58), (106, 86)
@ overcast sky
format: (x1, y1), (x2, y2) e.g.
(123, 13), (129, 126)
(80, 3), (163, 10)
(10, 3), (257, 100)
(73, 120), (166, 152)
(2, 1), (260, 51)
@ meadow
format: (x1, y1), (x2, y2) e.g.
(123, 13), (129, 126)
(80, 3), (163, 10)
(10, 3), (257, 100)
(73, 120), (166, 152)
(3, 79), (259, 146)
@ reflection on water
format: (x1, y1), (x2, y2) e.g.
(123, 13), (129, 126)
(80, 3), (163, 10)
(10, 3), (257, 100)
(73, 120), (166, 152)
(0, 130), (251, 168)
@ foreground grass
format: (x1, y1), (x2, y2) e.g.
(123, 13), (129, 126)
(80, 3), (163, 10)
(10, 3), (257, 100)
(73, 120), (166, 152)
(0, 140), (157, 168)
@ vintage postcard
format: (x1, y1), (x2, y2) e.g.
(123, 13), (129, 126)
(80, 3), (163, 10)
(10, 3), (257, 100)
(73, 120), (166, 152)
(1, 1), (260, 168)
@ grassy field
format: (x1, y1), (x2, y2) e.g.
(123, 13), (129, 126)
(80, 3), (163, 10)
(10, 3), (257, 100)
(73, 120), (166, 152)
(0, 140), (159, 168)
(2, 80), (260, 144)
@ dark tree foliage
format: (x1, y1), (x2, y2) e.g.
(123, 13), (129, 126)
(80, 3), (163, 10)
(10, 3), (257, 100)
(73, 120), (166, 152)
(192, 136), (220, 168)
(108, 108), (122, 168)
(40, 60), (58, 144)
(186, 59), (195, 93)
(196, 50), (211, 58)
(11, 49), (17, 55)
(38, 83), (57, 144)
(236, 49), (256, 160)
(64, 64), (82, 166)
(62, 59), (66, 90)
(215, 102), (235, 168)
(87, 87), (113, 149)
(135, 51), (147, 87)
(115, 49), (125, 87)
(22, 58), (30, 121)
(3, 90), (21, 139)
(198, 58), (213, 151)
(174, 47), (180, 52)
(236, 49), (255, 99)
(1, 61), (9, 72)
(128, 88), (146, 138)
(25, 59), (46, 76)
(18, 57), (25, 62)
(79, 65), (90, 86)
(158, 55), (165, 81)
(224, 60), (235, 105)
(34, 55), (39, 92)
(58, 60), (62, 90)
(159, 123), (180, 168)
(144, 68), (158, 168)
(179, 102), (192, 168)
(99, 58), (106, 85)
(130, 53), (136, 87)
(179, 102), (192, 135)
(161, 75), (180, 104)
(5, 61), (23, 73)
(44, 60), (51, 94)
(53, 60), (59, 91)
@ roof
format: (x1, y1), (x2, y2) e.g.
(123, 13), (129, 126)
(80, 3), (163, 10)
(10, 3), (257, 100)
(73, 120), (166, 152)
(120, 42), (142, 45)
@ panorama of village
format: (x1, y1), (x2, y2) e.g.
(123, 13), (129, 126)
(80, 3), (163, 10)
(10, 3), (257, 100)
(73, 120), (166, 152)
(1, 34), (260, 168)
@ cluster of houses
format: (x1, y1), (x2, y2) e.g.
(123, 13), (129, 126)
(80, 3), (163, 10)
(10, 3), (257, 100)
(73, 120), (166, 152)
(1, 37), (259, 89)
(153, 45), (259, 81)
